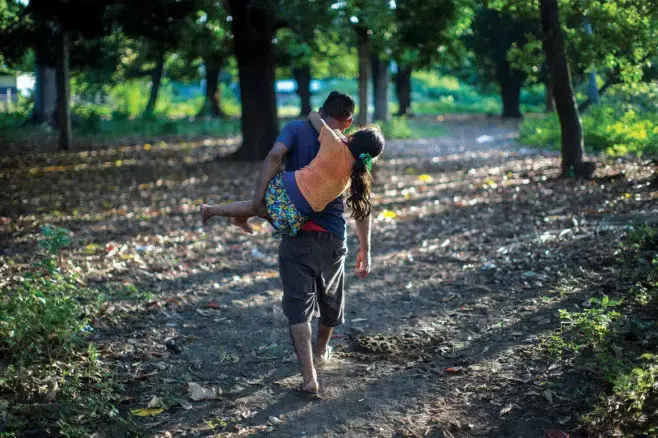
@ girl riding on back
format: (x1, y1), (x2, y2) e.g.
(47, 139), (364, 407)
(201, 108), (385, 236)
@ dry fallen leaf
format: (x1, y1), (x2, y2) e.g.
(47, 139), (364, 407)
(500, 403), (514, 415)
(229, 384), (246, 394)
(543, 389), (554, 404)
(131, 408), (165, 417)
(188, 382), (220, 401)
(204, 301), (221, 309)
(147, 396), (165, 408)
(268, 415), (283, 425)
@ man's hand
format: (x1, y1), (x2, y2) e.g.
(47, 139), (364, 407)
(252, 198), (268, 219)
(251, 141), (287, 220)
(355, 247), (371, 279)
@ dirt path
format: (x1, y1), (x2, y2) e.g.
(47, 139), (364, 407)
(2, 115), (655, 437)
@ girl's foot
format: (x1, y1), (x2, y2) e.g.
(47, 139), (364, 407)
(231, 217), (254, 234)
(201, 204), (215, 226)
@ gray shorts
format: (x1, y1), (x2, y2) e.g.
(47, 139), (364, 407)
(278, 231), (347, 327)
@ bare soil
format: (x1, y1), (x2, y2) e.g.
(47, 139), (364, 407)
(1, 115), (656, 437)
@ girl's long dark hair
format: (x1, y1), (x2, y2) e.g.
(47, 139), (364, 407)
(347, 125), (385, 221)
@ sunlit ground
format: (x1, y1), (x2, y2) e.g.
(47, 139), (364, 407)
(0, 115), (656, 436)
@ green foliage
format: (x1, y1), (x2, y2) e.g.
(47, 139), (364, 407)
(1, 226), (86, 362)
(371, 117), (446, 139)
(599, 355), (657, 423)
(375, 116), (414, 139)
(0, 226), (122, 436)
(306, 32), (358, 79)
(0, 0), (32, 69)
(0, 91), (31, 117)
(333, 0), (396, 55)
(546, 224), (658, 435)
(520, 86), (658, 157)
(491, 0), (658, 87)
(393, 0), (459, 70)
(467, 7), (535, 86)
(627, 223), (658, 252)
(550, 296), (621, 354)
(0, 274), (92, 360)
(412, 70), (544, 114)
(39, 224), (71, 273)
(71, 78), (240, 120)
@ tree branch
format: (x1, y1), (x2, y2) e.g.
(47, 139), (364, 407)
(578, 71), (621, 113)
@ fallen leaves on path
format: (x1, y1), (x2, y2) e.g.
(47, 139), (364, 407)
(1, 117), (656, 437)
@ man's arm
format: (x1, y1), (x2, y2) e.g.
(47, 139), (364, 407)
(355, 214), (372, 279)
(252, 142), (288, 217)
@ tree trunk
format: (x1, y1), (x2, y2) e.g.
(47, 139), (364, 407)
(226, 0), (278, 161)
(395, 65), (412, 116)
(198, 63), (225, 118)
(371, 54), (390, 122)
(144, 51), (165, 116)
(56, 30), (71, 151)
(497, 60), (523, 118)
(293, 65), (312, 117)
(356, 27), (371, 126)
(545, 78), (555, 112)
(540, 0), (594, 178)
(583, 19), (600, 105)
(31, 47), (57, 126)
(500, 74), (523, 119)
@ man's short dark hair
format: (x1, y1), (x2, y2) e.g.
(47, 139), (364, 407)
(321, 91), (355, 121)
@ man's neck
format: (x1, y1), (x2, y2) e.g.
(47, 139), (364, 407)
(323, 116), (343, 132)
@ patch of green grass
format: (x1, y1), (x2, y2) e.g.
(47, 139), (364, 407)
(83, 116), (241, 139)
(545, 224), (658, 435)
(370, 116), (446, 140)
(520, 85), (658, 158)
(548, 295), (621, 355)
(0, 225), (125, 436)
(72, 78), (241, 120)
(0, 112), (242, 143)
(105, 284), (154, 302)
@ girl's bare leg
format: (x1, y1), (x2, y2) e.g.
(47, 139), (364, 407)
(201, 200), (256, 234)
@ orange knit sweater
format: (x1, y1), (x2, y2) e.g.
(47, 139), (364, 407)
(295, 125), (354, 213)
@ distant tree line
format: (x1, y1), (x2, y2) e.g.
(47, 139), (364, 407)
(0, 0), (656, 175)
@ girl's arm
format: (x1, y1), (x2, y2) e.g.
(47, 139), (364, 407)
(308, 111), (349, 143)
(308, 111), (330, 134)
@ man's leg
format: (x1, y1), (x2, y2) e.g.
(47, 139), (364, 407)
(289, 322), (318, 393)
(315, 237), (347, 367)
(314, 323), (333, 365)
(279, 235), (321, 393)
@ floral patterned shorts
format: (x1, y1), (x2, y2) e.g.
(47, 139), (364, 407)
(265, 172), (307, 237)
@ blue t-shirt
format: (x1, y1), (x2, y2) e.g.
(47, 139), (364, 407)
(275, 120), (346, 238)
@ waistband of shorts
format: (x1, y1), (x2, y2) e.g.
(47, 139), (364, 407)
(286, 230), (342, 242)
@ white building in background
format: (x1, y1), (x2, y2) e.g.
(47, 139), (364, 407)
(0, 73), (35, 103)
(17, 74), (35, 96)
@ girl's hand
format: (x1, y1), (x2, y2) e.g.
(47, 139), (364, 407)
(307, 111), (323, 133)
(355, 248), (371, 279)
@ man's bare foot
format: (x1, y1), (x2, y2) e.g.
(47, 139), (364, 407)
(313, 345), (333, 370)
(201, 204), (213, 226)
(298, 380), (320, 395)
(231, 217), (254, 234)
